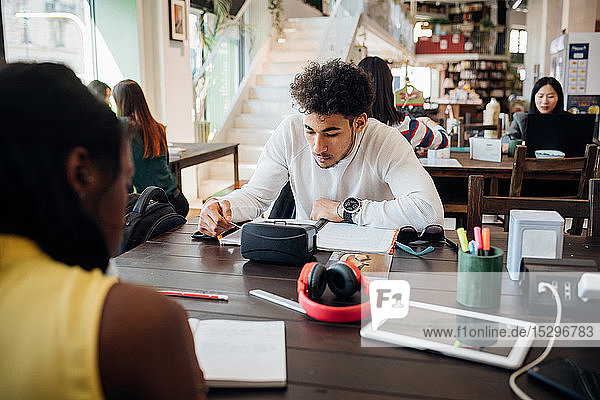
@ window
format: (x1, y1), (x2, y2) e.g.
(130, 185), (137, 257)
(1, 0), (95, 82)
(509, 29), (527, 54)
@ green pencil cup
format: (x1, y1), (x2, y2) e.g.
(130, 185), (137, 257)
(457, 247), (503, 309)
(508, 139), (523, 157)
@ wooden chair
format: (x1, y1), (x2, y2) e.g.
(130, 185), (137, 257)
(505, 144), (598, 234)
(467, 175), (600, 238)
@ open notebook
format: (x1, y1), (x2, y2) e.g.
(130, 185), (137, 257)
(220, 219), (398, 254)
(188, 319), (287, 388)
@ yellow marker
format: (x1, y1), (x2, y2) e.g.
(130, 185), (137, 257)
(456, 228), (469, 253)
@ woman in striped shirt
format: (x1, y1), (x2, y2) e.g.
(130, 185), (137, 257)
(358, 56), (449, 150)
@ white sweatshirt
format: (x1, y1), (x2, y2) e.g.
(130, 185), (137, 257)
(223, 114), (444, 231)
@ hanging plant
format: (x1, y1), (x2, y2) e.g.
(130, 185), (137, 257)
(269, 0), (283, 37)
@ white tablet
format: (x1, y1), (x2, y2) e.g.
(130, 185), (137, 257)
(360, 301), (536, 369)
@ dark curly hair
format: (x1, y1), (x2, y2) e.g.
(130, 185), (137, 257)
(290, 59), (375, 120)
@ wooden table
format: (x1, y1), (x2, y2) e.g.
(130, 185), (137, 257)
(113, 220), (600, 399)
(423, 152), (582, 215)
(169, 142), (239, 188)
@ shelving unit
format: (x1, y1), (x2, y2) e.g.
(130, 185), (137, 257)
(447, 59), (510, 106)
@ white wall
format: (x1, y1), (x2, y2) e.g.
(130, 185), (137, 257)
(137, 0), (197, 201)
(561, 0), (598, 33)
(524, 0), (563, 100)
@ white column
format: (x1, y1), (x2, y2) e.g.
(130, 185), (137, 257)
(137, 0), (197, 201)
(561, 0), (598, 33)
(523, 0), (563, 100)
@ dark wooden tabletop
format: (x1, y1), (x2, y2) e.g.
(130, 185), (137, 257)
(168, 142), (239, 188)
(113, 220), (600, 399)
(423, 152), (581, 181)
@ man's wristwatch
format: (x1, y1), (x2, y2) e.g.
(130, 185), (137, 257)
(341, 197), (362, 224)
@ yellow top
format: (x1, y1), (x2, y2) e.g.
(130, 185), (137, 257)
(0, 234), (117, 399)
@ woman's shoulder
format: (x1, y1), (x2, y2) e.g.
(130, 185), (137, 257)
(513, 111), (528, 120)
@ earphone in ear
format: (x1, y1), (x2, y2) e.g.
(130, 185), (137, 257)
(297, 261), (370, 323)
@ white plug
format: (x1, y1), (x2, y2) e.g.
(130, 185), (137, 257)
(577, 273), (600, 302)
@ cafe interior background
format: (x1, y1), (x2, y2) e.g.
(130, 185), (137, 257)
(2, 0), (599, 211)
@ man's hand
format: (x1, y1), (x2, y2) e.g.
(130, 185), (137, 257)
(197, 198), (233, 237)
(310, 198), (343, 222)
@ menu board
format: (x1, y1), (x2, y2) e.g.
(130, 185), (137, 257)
(568, 43), (589, 94)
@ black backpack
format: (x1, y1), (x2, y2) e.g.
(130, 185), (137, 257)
(119, 186), (186, 254)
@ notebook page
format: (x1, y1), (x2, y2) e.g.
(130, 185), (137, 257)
(188, 319), (286, 387)
(317, 223), (397, 254)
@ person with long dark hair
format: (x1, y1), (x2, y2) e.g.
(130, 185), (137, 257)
(113, 79), (189, 217)
(88, 79), (112, 104)
(0, 63), (205, 398)
(504, 76), (565, 142)
(357, 56), (448, 149)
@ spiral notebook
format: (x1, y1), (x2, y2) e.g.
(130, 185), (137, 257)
(188, 319), (287, 388)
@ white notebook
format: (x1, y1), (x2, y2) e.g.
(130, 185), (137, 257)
(220, 219), (397, 254)
(188, 319), (287, 388)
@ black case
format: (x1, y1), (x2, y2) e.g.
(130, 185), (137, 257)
(521, 258), (598, 315)
(240, 221), (317, 265)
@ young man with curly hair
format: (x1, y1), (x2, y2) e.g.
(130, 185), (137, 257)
(198, 59), (443, 236)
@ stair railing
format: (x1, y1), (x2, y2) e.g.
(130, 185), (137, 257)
(193, 0), (271, 142)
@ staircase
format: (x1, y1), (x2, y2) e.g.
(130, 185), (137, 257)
(197, 17), (329, 200)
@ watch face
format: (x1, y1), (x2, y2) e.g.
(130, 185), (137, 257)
(343, 197), (360, 213)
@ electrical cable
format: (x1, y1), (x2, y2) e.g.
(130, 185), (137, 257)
(509, 282), (563, 400)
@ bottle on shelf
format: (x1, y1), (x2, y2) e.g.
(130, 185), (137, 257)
(483, 97), (500, 138)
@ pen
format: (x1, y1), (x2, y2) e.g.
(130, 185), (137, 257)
(468, 240), (477, 255)
(456, 227), (469, 252)
(158, 290), (229, 301)
(482, 227), (491, 256)
(217, 220), (242, 244)
(474, 226), (483, 256)
(315, 218), (328, 231)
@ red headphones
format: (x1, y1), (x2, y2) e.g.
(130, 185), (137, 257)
(297, 261), (371, 323)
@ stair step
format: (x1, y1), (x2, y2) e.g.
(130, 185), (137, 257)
(209, 161), (256, 181)
(234, 114), (285, 129)
(243, 99), (296, 114)
(238, 144), (264, 163)
(268, 50), (315, 62)
(256, 73), (294, 87)
(263, 61), (306, 74)
(227, 128), (275, 145)
(285, 17), (329, 30)
(197, 178), (240, 201)
(250, 85), (291, 101)
(282, 28), (326, 41)
(272, 38), (317, 51)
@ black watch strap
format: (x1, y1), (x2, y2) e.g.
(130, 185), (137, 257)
(343, 211), (355, 224)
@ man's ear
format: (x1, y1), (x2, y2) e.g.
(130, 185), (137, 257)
(65, 147), (98, 201)
(353, 113), (368, 133)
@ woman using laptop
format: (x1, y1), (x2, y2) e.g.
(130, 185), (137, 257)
(0, 63), (205, 399)
(502, 77), (565, 152)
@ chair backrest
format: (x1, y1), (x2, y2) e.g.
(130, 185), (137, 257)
(509, 144), (598, 199)
(467, 175), (600, 238)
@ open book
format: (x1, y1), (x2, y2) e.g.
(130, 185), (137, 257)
(188, 319), (287, 388)
(220, 219), (398, 254)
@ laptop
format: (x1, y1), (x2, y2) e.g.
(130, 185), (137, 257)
(525, 113), (595, 157)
